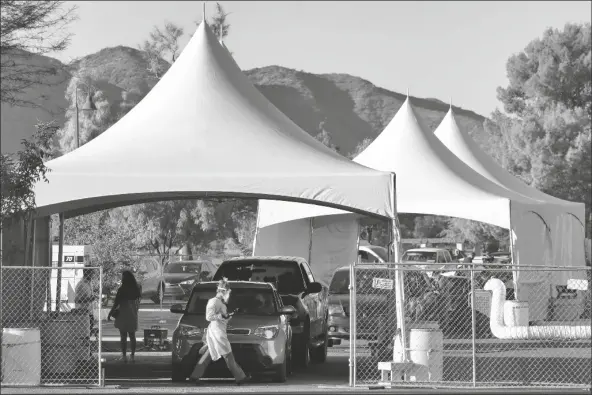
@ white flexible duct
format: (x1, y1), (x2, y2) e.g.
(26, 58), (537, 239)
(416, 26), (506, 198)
(484, 278), (591, 340)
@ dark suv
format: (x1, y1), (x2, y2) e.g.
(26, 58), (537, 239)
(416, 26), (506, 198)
(213, 256), (329, 368)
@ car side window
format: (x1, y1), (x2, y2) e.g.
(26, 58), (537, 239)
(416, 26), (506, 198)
(444, 252), (452, 263)
(359, 250), (370, 263)
(302, 263), (315, 284)
(299, 263), (311, 286)
(437, 253), (446, 263)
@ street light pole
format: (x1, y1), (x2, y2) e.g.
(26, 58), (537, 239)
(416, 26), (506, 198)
(74, 83), (97, 149)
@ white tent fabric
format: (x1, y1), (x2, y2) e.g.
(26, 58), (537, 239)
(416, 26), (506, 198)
(31, 22), (396, 221)
(254, 98), (562, 321)
(434, 108), (587, 281)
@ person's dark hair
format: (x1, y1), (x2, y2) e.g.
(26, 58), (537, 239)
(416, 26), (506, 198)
(82, 268), (93, 280)
(119, 270), (141, 299)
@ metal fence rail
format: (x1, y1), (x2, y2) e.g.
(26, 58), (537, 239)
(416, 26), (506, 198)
(1, 266), (103, 387)
(350, 263), (591, 389)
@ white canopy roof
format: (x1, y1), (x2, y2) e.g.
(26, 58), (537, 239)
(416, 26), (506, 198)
(258, 97), (548, 230)
(434, 108), (585, 225)
(31, 21), (396, 220)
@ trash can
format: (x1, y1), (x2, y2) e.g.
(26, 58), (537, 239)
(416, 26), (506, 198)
(408, 328), (443, 382)
(1, 328), (41, 385)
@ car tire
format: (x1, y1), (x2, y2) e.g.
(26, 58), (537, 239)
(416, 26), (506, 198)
(310, 319), (328, 364)
(171, 363), (186, 382)
(293, 322), (310, 368)
(273, 353), (288, 383)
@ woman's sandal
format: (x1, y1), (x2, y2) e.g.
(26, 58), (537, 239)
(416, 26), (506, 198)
(236, 374), (251, 386)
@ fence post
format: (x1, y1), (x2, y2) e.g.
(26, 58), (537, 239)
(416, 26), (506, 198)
(470, 265), (477, 387)
(98, 266), (103, 387)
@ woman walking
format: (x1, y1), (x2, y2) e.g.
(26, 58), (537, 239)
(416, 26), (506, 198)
(108, 270), (141, 363)
(189, 278), (251, 385)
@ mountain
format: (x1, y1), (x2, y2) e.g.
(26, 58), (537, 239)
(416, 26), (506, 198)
(1, 46), (491, 158)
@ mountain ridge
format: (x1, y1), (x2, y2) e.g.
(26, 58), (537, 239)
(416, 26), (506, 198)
(2, 46), (493, 158)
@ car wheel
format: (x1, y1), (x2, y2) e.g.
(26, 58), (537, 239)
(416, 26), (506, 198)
(273, 353), (288, 383)
(310, 320), (328, 364)
(293, 322), (310, 368)
(171, 363), (186, 382)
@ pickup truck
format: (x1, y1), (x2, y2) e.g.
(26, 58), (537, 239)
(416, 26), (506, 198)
(213, 256), (329, 368)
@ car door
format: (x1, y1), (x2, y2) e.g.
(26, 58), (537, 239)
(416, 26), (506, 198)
(300, 262), (323, 338)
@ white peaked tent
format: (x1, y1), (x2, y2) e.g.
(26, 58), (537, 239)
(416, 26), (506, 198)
(434, 108), (587, 278)
(255, 98), (564, 321)
(31, 21), (397, 222)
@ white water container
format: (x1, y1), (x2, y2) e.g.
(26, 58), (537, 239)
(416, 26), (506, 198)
(408, 328), (443, 382)
(1, 328), (41, 385)
(503, 300), (529, 327)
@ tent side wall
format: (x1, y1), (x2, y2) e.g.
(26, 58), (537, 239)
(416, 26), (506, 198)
(253, 216), (360, 287)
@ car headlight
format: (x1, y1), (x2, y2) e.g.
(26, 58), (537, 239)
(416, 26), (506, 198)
(178, 324), (204, 337)
(253, 325), (279, 340)
(329, 303), (345, 316)
(179, 279), (194, 285)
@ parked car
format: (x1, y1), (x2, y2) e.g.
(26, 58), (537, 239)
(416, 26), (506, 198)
(358, 245), (388, 264)
(401, 248), (457, 275)
(134, 256), (165, 304)
(326, 264), (492, 344)
(170, 281), (296, 382)
(213, 256), (329, 367)
(326, 265), (434, 344)
(162, 259), (218, 301)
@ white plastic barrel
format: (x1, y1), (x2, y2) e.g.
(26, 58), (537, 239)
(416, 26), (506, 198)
(1, 328), (41, 385)
(408, 328), (443, 382)
(503, 300), (529, 327)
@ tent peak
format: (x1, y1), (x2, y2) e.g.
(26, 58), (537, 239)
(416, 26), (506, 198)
(449, 97), (452, 111)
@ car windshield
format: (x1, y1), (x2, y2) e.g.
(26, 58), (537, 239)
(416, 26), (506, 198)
(403, 251), (437, 263)
(186, 286), (277, 315)
(367, 246), (388, 262)
(214, 260), (305, 295)
(329, 269), (432, 297)
(164, 262), (202, 274)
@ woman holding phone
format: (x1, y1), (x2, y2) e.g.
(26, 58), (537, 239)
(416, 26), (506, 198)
(189, 278), (251, 385)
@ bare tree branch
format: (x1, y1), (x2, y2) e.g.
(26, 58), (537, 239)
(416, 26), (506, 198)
(1, 1), (78, 108)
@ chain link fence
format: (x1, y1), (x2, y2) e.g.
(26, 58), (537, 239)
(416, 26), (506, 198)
(349, 263), (591, 389)
(1, 266), (102, 387)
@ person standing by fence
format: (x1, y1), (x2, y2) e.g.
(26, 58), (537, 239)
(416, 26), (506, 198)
(189, 278), (251, 386)
(75, 268), (98, 336)
(108, 270), (141, 363)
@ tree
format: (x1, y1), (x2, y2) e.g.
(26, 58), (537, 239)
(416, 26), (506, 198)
(53, 74), (146, 155)
(412, 215), (448, 239)
(139, 22), (184, 79)
(441, 218), (509, 253)
(493, 23), (591, 236)
(349, 137), (372, 159)
(314, 120), (340, 153)
(1, 121), (57, 230)
(60, 210), (144, 303)
(1, 1), (77, 108)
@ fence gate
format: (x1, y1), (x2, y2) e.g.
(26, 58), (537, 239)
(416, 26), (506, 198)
(1, 266), (103, 387)
(351, 263), (591, 389)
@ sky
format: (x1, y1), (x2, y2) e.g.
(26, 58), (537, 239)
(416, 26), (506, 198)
(53, 1), (591, 117)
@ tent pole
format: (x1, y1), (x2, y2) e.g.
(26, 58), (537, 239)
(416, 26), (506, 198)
(251, 201), (261, 256)
(391, 174), (407, 361)
(350, 221), (361, 387)
(56, 213), (65, 312)
(308, 218), (313, 264)
(508, 201), (518, 300)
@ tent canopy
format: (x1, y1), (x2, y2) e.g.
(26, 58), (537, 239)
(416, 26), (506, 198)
(434, 108), (585, 224)
(31, 22), (396, 220)
(258, 97), (548, 230)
